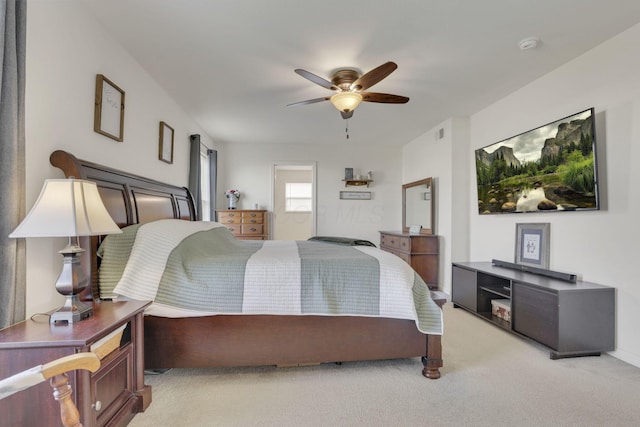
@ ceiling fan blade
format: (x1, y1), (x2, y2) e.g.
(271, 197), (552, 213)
(350, 61), (397, 91)
(361, 92), (409, 104)
(341, 110), (354, 119)
(287, 97), (330, 107)
(294, 69), (338, 91)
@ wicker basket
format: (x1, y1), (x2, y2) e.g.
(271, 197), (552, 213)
(91, 324), (127, 360)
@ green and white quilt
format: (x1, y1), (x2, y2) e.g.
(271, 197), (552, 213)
(98, 219), (442, 335)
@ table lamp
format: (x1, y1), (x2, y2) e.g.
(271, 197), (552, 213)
(9, 178), (122, 324)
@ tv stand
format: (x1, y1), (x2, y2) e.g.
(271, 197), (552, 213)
(451, 262), (614, 359)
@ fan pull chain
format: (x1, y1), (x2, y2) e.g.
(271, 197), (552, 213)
(345, 119), (350, 140)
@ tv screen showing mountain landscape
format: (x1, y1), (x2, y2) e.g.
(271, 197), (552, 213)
(475, 108), (599, 215)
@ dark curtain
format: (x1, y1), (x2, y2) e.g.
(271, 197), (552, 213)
(189, 134), (217, 221)
(188, 135), (202, 220)
(0, 0), (27, 328)
(208, 147), (217, 218)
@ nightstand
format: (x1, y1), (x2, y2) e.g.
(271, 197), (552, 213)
(0, 300), (152, 427)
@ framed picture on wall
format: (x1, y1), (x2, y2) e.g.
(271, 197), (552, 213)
(159, 121), (174, 164)
(515, 223), (550, 269)
(94, 74), (125, 141)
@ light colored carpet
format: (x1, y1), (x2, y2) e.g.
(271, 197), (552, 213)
(129, 303), (640, 426)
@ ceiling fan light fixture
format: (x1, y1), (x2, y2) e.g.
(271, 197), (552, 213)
(330, 91), (363, 113)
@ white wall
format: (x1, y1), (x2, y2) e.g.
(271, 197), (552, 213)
(467, 24), (640, 367)
(24, 1), (215, 316)
(402, 118), (470, 294)
(220, 142), (403, 245)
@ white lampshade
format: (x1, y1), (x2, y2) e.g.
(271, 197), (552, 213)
(9, 179), (122, 238)
(330, 91), (363, 113)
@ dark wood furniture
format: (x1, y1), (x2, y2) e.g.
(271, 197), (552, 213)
(0, 353), (100, 427)
(216, 209), (269, 240)
(0, 300), (151, 427)
(380, 231), (439, 289)
(452, 262), (615, 359)
(49, 150), (444, 379)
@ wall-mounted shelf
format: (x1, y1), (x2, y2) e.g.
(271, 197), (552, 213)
(342, 179), (372, 187)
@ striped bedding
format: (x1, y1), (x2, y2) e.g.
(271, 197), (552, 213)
(98, 219), (443, 335)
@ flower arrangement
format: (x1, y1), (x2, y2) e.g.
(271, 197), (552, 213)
(225, 189), (240, 199)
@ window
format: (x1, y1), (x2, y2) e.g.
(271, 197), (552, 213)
(200, 148), (211, 220)
(285, 182), (312, 212)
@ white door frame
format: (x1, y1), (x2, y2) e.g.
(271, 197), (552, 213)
(271, 161), (317, 239)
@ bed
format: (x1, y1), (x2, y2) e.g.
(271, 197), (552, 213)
(50, 150), (444, 379)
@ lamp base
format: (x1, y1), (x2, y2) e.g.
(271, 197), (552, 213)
(51, 243), (93, 324)
(50, 295), (94, 324)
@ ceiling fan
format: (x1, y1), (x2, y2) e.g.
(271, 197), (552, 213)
(287, 61), (409, 119)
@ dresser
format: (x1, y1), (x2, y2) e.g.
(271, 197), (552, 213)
(216, 209), (269, 240)
(0, 300), (152, 427)
(379, 231), (439, 289)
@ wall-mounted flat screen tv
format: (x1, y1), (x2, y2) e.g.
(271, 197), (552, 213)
(475, 108), (599, 215)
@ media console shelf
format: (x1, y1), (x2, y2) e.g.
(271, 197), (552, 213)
(451, 261), (615, 359)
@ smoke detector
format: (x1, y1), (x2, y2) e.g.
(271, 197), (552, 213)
(518, 37), (540, 50)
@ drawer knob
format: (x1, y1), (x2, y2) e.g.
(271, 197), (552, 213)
(92, 400), (102, 411)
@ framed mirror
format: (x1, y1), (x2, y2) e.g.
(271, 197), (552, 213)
(402, 177), (434, 235)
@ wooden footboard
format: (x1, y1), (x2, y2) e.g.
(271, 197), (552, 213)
(144, 315), (443, 378)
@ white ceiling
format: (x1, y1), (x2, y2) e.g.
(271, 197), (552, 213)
(79, 0), (640, 146)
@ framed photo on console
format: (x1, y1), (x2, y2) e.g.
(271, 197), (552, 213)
(515, 223), (550, 269)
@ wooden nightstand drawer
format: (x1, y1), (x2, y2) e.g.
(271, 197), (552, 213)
(94, 342), (134, 426)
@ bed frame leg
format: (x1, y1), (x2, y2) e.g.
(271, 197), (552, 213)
(421, 334), (443, 379)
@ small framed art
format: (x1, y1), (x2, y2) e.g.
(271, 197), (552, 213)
(344, 168), (354, 180)
(339, 191), (371, 200)
(159, 121), (174, 164)
(515, 223), (550, 269)
(94, 74), (125, 141)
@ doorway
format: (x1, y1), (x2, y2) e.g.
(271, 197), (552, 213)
(271, 162), (316, 240)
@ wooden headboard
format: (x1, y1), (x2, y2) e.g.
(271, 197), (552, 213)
(50, 150), (196, 299)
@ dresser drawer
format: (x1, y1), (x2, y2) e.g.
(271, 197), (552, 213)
(242, 224), (264, 235)
(395, 236), (410, 252)
(218, 212), (241, 224)
(224, 224), (242, 234)
(242, 211), (264, 223)
(381, 233), (401, 250)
